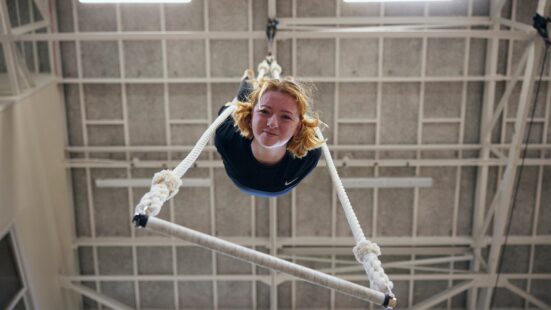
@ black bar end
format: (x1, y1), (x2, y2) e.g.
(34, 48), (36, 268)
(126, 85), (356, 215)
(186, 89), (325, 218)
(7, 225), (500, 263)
(132, 213), (149, 228)
(382, 294), (397, 309)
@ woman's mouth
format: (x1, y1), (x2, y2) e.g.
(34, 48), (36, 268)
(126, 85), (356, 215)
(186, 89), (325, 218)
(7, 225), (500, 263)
(264, 131), (278, 136)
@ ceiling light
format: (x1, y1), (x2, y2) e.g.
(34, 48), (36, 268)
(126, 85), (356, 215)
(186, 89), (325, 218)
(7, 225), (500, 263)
(344, 0), (451, 2)
(80, 0), (190, 3)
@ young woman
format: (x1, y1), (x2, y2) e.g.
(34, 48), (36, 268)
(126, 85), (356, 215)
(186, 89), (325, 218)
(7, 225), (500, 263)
(215, 75), (325, 197)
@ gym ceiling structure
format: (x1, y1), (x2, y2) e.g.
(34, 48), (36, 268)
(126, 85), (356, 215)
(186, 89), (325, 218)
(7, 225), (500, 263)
(1, 0), (551, 309)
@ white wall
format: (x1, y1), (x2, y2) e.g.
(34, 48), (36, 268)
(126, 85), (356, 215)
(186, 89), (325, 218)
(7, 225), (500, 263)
(0, 83), (77, 309)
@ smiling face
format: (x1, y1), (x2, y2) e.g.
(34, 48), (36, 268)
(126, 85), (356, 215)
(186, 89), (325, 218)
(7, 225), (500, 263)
(251, 90), (302, 150)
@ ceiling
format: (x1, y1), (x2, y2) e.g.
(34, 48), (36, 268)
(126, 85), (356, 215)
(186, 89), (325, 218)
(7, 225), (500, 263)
(3, 0), (551, 309)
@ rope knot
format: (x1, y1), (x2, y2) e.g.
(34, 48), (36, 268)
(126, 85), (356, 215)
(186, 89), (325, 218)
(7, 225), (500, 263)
(152, 169), (182, 199)
(257, 59), (271, 75)
(353, 240), (381, 263)
(353, 240), (393, 294)
(134, 170), (182, 217)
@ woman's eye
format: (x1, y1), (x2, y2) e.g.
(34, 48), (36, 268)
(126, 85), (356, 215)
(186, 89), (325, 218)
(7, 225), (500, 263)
(282, 115), (292, 120)
(259, 109), (269, 114)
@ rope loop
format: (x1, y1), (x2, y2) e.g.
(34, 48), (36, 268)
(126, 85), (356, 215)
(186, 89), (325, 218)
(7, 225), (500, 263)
(353, 240), (381, 261)
(134, 170), (182, 217)
(353, 241), (393, 294)
(364, 256), (393, 293)
(257, 59), (271, 76)
(352, 240), (394, 293)
(152, 170), (182, 200)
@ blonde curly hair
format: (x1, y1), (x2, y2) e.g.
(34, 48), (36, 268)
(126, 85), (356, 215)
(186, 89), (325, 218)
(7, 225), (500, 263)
(231, 77), (324, 158)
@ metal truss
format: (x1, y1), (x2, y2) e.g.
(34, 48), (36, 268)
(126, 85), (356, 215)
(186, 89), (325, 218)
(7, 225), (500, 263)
(467, 1), (551, 309)
(62, 0), (551, 307)
(2, 0), (551, 309)
(0, 0), (55, 110)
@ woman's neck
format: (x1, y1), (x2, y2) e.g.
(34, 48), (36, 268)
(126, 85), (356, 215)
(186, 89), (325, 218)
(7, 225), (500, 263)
(251, 139), (286, 165)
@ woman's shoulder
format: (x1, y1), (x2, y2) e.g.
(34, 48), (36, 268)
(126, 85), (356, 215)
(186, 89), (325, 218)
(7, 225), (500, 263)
(304, 147), (322, 161)
(215, 110), (246, 152)
(289, 146), (321, 167)
(215, 106), (234, 135)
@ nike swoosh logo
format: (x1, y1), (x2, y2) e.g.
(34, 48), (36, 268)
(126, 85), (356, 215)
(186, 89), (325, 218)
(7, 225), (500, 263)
(284, 178), (298, 186)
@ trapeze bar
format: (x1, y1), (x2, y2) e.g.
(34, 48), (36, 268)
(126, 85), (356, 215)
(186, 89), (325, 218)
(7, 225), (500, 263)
(133, 214), (397, 309)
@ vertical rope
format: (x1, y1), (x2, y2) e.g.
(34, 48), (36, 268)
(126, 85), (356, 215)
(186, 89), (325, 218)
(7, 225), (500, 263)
(315, 128), (367, 243)
(315, 128), (394, 296)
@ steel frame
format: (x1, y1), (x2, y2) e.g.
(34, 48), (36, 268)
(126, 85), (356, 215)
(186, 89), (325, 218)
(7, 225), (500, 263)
(1, 0), (551, 309)
(60, 280), (133, 310)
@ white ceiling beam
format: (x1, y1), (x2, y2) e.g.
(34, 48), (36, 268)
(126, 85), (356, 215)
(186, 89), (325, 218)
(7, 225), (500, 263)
(497, 17), (537, 32)
(268, 0), (276, 19)
(5, 28), (533, 41)
(342, 177), (433, 188)
(490, 0), (508, 20)
(59, 74), (525, 83)
(385, 255), (474, 268)
(280, 246), (470, 256)
(269, 198), (277, 310)
(31, 0), (50, 24)
(470, 0), (519, 301)
(0, 76), (55, 110)
(478, 33), (544, 310)
(10, 20), (49, 35)
(281, 23), (486, 32)
(199, 1), (219, 307)
(65, 143), (551, 153)
(320, 264), (471, 275)
(74, 234), (551, 248)
(480, 42), (531, 141)
(60, 74), (551, 84)
(4, 289), (26, 310)
(279, 16), (491, 26)
(0, 0), (21, 95)
(60, 280), (133, 310)
(412, 280), (474, 310)
(489, 146), (507, 160)
(317, 255), (474, 274)
(63, 274), (271, 282)
(502, 280), (551, 310)
(95, 178), (211, 188)
(13, 45), (34, 88)
(64, 157), (551, 169)
(63, 273), (551, 283)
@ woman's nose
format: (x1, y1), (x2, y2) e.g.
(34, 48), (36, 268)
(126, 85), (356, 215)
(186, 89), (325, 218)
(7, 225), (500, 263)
(267, 115), (278, 128)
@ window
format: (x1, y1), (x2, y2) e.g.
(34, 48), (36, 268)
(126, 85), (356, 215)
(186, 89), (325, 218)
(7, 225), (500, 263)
(0, 230), (32, 310)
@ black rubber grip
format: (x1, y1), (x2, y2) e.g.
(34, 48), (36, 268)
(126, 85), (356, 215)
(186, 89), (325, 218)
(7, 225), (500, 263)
(132, 214), (149, 228)
(382, 294), (390, 307)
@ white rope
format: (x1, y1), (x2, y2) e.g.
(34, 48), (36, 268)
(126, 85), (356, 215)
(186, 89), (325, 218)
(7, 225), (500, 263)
(315, 128), (394, 295)
(173, 105), (236, 178)
(134, 105), (236, 216)
(134, 170), (182, 216)
(257, 57), (281, 80)
(139, 215), (395, 308)
(257, 59), (270, 79)
(270, 60), (282, 79)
